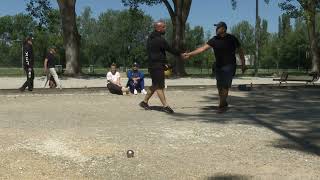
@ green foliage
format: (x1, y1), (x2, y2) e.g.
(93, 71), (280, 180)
(78, 8), (153, 68)
(0, 13), (36, 67)
(0, 0), (317, 73)
(231, 21), (255, 55)
(0, 8), (62, 67)
(121, 0), (161, 9)
(260, 15), (310, 70)
(26, 0), (53, 28)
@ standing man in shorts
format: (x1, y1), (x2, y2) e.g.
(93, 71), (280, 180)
(184, 22), (246, 113)
(139, 20), (183, 114)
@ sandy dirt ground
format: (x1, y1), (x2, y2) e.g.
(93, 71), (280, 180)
(1, 76), (315, 89)
(0, 87), (319, 179)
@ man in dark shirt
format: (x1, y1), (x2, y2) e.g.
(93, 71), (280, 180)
(44, 47), (62, 89)
(139, 20), (182, 114)
(19, 36), (34, 92)
(184, 22), (246, 113)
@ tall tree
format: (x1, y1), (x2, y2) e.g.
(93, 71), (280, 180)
(260, 19), (269, 47)
(279, 0), (320, 73)
(78, 7), (96, 66)
(278, 16), (282, 38)
(122, 0), (192, 76)
(232, 0), (270, 75)
(57, 0), (81, 75)
(280, 13), (292, 39)
(27, 0), (81, 75)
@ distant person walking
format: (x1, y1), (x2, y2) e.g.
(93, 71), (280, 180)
(19, 36), (34, 92)
(43, 47), (62, 89)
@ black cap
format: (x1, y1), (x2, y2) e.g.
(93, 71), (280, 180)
(26, 33), (34, 40)
(214, 21), (227, 30)
(133, 62), (139, 67)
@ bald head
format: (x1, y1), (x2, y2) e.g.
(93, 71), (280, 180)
(154, 20), (166, 34)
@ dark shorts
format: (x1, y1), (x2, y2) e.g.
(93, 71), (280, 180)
(216, 64), (236, 89)
(149, 68), (165, 89)
(107, 83), (123, 95)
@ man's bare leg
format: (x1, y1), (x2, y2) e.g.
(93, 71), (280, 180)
(156, 89), (169, 107)
(218, 87), (229, 107)
(156, 88), (174, 113)
(143, 86), (156, 103)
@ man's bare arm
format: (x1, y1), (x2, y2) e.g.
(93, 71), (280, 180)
(185, 44), (211, 58)
(44, 58), (48, 73)
(237, 48), (246, 73)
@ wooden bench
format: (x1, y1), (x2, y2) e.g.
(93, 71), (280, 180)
(273, 72), (319, 86)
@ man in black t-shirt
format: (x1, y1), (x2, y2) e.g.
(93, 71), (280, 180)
(139, 20), (183, 114)
(19, 36), (34, 92)
(43, 47), (62, 89)
(184, 22), (246, 113)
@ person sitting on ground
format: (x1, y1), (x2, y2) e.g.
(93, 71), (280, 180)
(106, 63), (129, 95)
(126, 62), (147, 95)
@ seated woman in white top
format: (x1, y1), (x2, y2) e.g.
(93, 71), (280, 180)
(106, 63), (129, 95)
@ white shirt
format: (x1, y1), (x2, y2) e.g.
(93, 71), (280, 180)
(106, 71), (120, 84)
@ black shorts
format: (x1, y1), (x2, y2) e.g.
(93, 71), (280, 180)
(149, 68), (165, 89)
(216, 64), (236, 89)
(107, 83), (123, 95)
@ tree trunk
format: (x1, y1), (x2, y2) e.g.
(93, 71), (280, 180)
(172, 16), (187, 76)
(254, 0), (260, 76)
(162, 0), (192, 77)
(57, 0), (81, 76)
(305, 1), (320, 73)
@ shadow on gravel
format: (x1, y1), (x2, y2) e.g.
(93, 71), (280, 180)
(171, 87), (320, 156)
(149, 106), (165, 112)
(207, 173), (252, 180)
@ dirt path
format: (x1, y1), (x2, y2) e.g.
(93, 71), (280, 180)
(0, 88), (319, 179)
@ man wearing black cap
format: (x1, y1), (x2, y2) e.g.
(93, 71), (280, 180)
(43, 46), (62, 89)
(184, 21), (246, 113)
(126, 62), (147, 95)
(19, 36), (34, 92)
(139, 20), (183, 114)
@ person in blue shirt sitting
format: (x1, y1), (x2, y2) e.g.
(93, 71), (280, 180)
(127, 62), (147, 95)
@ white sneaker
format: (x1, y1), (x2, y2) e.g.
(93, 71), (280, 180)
(134, 89), (138, 95)
(141, 89), (147, 95)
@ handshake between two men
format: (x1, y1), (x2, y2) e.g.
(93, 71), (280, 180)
(178, 43), (247, 74)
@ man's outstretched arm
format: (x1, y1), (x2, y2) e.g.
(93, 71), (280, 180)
(184, 44), (211, 59)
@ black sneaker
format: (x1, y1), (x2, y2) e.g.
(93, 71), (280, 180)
(139, 101), (151, 110)
(163, 106), (174, 114)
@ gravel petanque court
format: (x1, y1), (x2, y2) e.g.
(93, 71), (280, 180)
(0, 87), (319, 179)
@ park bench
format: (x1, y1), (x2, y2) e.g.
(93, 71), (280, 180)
(273, 72), (319, 86)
